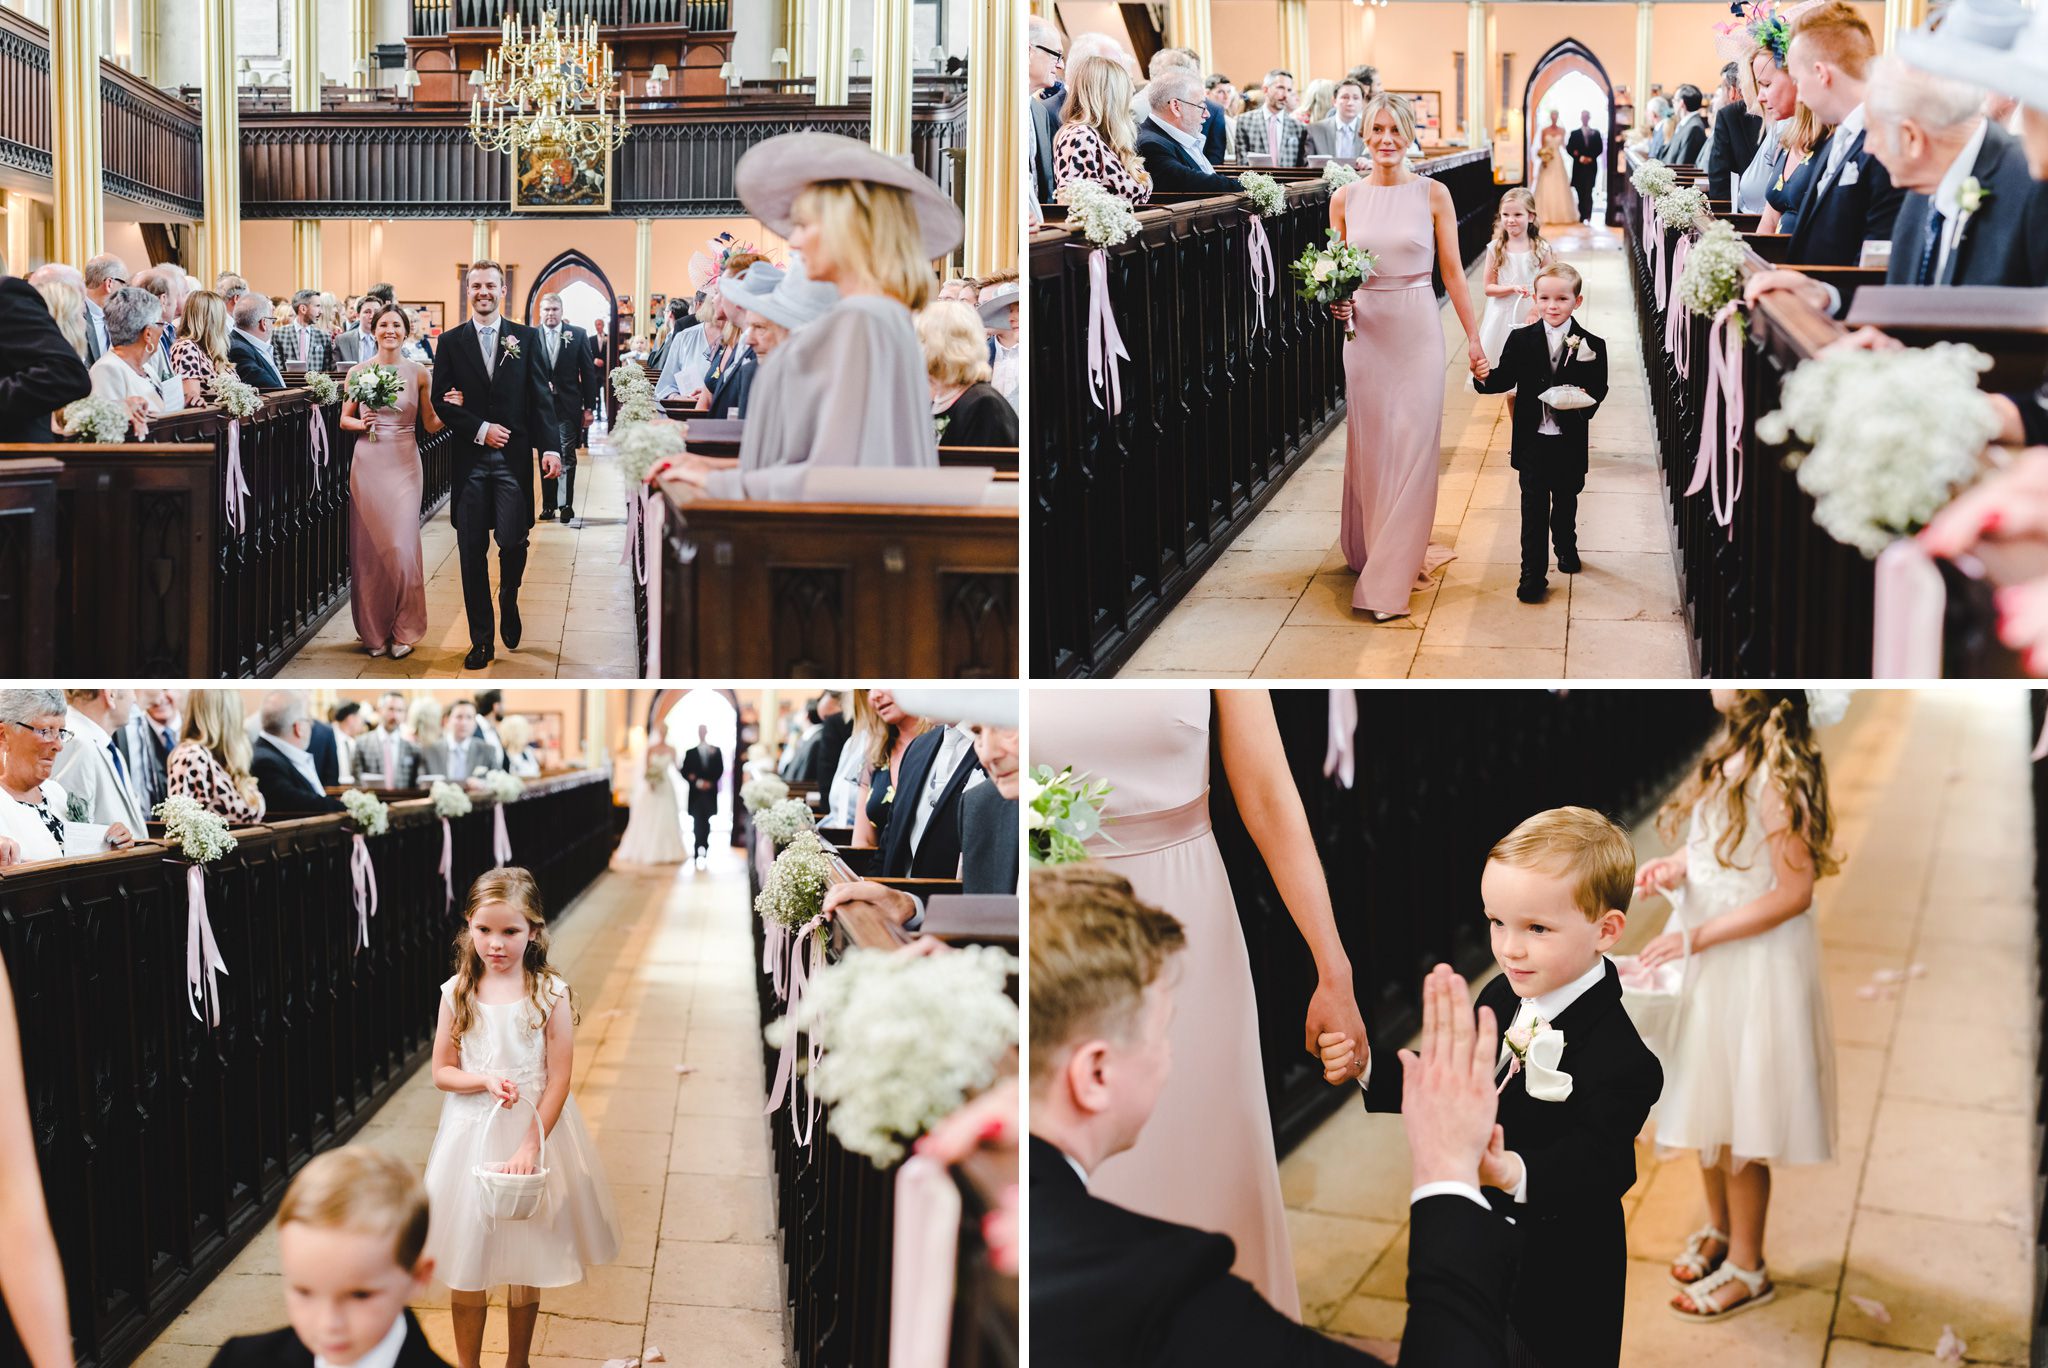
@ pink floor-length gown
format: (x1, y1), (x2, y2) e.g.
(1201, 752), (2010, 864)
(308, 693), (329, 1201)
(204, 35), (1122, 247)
(1030, 688), (1300, 1319)
(348, 358), (428, 649)
(1339, 176), (1453, 615)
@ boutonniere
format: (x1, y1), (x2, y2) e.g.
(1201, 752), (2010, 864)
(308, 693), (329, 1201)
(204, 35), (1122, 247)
(1500, 1018), (1573, 1101)
(500, 334), (522, 359)
(1563, 334), (1598, 364)
(1957, 175), (1989, 224)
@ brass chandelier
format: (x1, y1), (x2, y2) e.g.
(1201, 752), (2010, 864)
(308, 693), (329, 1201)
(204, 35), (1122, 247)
(468, 6), (629, 164)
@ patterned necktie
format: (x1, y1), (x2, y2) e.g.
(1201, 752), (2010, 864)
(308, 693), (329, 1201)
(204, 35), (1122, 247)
(1916, 209), (1947, 286)
(548, 328), (559, 367)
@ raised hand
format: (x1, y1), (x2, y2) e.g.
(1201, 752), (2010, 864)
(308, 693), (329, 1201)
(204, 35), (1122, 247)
(1398, 963), (1501, 1189)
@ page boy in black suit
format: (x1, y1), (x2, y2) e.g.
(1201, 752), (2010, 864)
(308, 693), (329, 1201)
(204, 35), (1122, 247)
(1472, 262), (1610, 604)
(209, 1146), (451, 1367)
(1322, 807), (1663, 1368)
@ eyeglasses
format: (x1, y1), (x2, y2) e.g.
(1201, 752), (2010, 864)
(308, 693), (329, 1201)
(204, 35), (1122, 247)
(5, 721), (73, 744)
(1033, 44), (1064, 67)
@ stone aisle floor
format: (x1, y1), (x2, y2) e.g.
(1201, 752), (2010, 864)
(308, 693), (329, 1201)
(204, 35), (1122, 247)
(281, 430), (640, 680)
(1281, 689), (2036, 1365)
(138, 841), (793, 1367)
(1121, 221), (1693, 678)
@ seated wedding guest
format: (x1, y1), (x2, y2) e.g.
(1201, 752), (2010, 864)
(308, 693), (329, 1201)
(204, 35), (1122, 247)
(687, 256), (772, 416)
(421, 698), (494, 780)
(1784, 2), (1906, 264)
(875, 712), (984, 879)
(129, 688), (179, 809)
(1031, 865), (1517, 1367)
(88, 284), (170, 421)
(32, 276), (89, 361)
(169, 688), (266, 824)
(1308, 77), (1372, 163)
(715, 259), (840, 422)
(827, 689), (876, 827)
(356, 691), (423, 790)
(208, 1146), (450, 1368)
(308, 710), (340, 788)
(470, 690), (509, 772)
(335, 295), (380, 367)
(329, 700), (368, 783)
(660, 132), (964, 500)
(497, 714), (542, 778)
(852, 689), (929, 848)
(980, 279), (1021, 406)
(406, 698), (443, 756)
(1708, 61), (1764, 202)
(1235, 68), (1306, 166)
(170, 290), (233, 406)
(1643, 95), (1675, 156)
(50, 688), (148, 835)
(272, 289), (331, 375)
(919, 301), (1020, 448)
(1668, 83), (1711, 164)
(133, 265), (187, 370)
(1055, 55), (1155, 203)
(249, 691), (345, 816)
(229, 290), (289, 390)
(624, 334), (650, 364)
(402, 309), (435, 363)
(1136, 67), (1242, 194)
(1029, 19), (1065, 203)
(0, 688), (137, 869)
(655, 287), (720, 400)
(795, 691), (852, 787)
(0, 256), (91, 442)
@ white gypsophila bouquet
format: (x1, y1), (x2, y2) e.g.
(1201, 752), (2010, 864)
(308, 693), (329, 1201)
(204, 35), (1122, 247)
(1632, 158), (1676, 198)
(1757, 341), (1999, 556)
(756, 796), (816, 849)
(59, 395), (132, 443)
(1654, 185), (1711, 233)
(616, 390), (660, 426)
(1321, 161), (1361, 190)
(155, 795), (237, 863)
(1238, 170), (1286, 217)
(340, 788), (390, 836)
(741, 774), (789, 813)
(611, 418), (686, 484)
(304, 371), (339, 405)
(478, 769), (524, 803)
(611, 364), (652, 400)
(208, 372), (262, 420)
(754, 830), (832, 929)
(1678, 219), (1748, 320)
(764, 944), (1019, 1167)
(1056, 180), (1143, 247)
(430, 778), (472, 818)
(349, 364), (404, 411)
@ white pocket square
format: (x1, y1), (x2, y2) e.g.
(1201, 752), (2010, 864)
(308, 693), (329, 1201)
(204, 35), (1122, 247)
(1838, 161), (1861, 186)
(1523, 1030), (1574, 1101)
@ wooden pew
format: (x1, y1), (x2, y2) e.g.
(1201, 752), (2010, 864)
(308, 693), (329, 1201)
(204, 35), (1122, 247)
(652, 493), (1019, 677)
(939, 444), (1019, 473)
(0, 456), (60, 674)
(1844, 285), (2048, 391)
(1789, 265), (1887, 315)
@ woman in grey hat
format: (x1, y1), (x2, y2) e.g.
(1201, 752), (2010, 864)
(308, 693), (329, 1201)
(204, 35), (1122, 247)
(659, 132), (965, 500)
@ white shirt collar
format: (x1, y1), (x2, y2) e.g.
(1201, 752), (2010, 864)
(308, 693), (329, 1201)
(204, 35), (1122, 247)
(1543, 320), (1572, 350)
(234, 327), (270, 352)
(1148, 108), (1206, 159)
(65, 707), (115, 753)
(315, 1311), (408, 1368)
(1515, 955), (1609, 1024)
(1933, 118), (1990, 219)
(1827, 103), (1867, 173)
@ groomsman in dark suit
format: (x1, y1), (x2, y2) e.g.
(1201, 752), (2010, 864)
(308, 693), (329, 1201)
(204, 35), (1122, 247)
(0, 259), (92, 442)
(1666, 85), (1709, 165)
(679, 726), (723, 864)
(1566, 109), (1605, 222)
(1784, 3), (1907, 265)
(533, 292), (599, 524)
(876, 721), (984, 879)
(1234, 69), (1307, 166)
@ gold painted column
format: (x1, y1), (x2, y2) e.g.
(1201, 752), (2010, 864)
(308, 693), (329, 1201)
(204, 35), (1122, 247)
(1277, 0), (1310, 78)
(633, 216), (652, 339)
(965, 0), (1015, 276)
(49, 0), (103, 266)
(470, 217), (495, 264)
(784, 0), (809, 77)
(349, 0), (372, 86)
(290, 0), (321, 291)
(1635, 0), (1653, 131)
(1882, 0), (1928, 49)
(200, 0), (239, 278)
(871, 0), (911, 155)
(4, 192), (36, 274)
(1169, 0), (1213, 64)
(1466, 0), (1487, 146)
(815, 0), (848, 104)
(136, 0), (156, 83)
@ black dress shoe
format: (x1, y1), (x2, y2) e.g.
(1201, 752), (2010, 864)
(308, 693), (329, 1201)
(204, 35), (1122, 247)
(538, 507), (556, 522)
(1517, 579), (1547, 604)
(559, 504), (575, 524)
(1556, 551), (1582, 574)
(501, 599), (522, 650)
(464, 645), (492, 670)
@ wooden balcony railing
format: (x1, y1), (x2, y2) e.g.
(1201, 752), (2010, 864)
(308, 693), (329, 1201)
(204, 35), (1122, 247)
(409, 0), (731, 35)
(1029, 150), (1497, 679)
(0, 770), (617, 1368)
(1219, 689), (1720, 1153)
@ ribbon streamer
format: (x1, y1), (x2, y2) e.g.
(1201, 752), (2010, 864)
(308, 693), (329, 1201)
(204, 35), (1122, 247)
(888, 1156), (962, 1368)
(1084, 248), (1129, 415)
(440, 815), (455, 910)
(1664, 235), (1694, 380)
(185, 864), (229, 1027)
(2033, 710), (2048, 762)
(642, 489), (664, 673)
(1246, 214), (1276, 334)
(1648, 201), (1668, 312)
(1871, 539), (1948, 679)
(492, 804), (513, 867)
(1323, 689), (1357, 789)
(765, 919), (789, 1000)
(1685, 300), (1746, 536)
(765, 916), (826, 1147)
(350, 833), (379, 951)
(620, 485), (642, 569)
(223, 419), (251, 534)
(308, 406), (329, 489)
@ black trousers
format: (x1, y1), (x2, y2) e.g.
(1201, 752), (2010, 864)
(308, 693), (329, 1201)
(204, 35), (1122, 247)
(692, 812), (711, 854)
(1518, 467), (1580, 583)
(454, 450), (529, 649)
(1574, 173), (1596, 222)
(540, 416), (581, 513)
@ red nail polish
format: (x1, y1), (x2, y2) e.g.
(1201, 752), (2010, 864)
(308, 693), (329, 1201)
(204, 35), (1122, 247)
(1984, 510), (2004, 534)
(977, 1117), (1006, 1142)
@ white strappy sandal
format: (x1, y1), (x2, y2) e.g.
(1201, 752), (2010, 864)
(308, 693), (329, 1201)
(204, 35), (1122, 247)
(1668, 1224), (1729, 1290)
(1668, 1260), (1775, 1321)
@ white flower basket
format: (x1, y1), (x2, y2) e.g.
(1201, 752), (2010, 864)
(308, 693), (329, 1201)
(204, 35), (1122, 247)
(471, 1094), (550, 1222)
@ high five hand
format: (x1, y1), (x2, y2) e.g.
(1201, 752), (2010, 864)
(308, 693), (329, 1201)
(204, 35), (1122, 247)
(1399, 963), (1502, 1189)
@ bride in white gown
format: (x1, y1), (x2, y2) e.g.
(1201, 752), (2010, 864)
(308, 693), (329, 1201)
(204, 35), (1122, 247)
(614, 738), (688, 865)
(1533, 111), (1578, 224)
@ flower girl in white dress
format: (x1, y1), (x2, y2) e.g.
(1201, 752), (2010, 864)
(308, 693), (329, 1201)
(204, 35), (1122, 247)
(1631, 689), (1843, 1323)
(1475, 188), (1552, 403)
(424, 868), (620, 1368)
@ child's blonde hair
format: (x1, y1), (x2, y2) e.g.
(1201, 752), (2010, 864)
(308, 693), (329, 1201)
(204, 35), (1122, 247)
(279, 1146), (430, 1269)
(1488, 188), (1555, 271)
(1029, 864), (1186, 1089)
(1535, 261), (1584, 297)
(448, 867), (577, 1048)
(1488, 806), (1636, 919)
(1659, 692), (1841, 877)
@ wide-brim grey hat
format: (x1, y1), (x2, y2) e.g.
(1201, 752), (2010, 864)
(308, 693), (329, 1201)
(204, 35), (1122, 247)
(1898, 0), (2036, 101)
(735, 132), (965, 259)
(724, 258), (840, 332)
(977, 281), (1020, 327)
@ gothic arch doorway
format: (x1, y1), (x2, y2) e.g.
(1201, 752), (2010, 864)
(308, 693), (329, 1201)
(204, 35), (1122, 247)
(526, 248), (617, 332)
(1523, 39), (1619, 227)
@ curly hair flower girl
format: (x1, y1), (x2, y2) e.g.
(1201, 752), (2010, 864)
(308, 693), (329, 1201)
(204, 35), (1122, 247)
(1632, 689), (1844, 1322)
(423, 868), (620, 1368)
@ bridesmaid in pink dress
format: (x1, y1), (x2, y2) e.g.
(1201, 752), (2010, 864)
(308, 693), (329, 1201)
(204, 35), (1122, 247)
(1029, 688), (1368, 1319)
(339, 305), (444, 657)
(1329, 94), (1488, 619)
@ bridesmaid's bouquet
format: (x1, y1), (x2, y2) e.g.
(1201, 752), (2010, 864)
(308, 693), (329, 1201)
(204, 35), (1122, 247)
(1289, 229), (1378, 341)
(349, 364), (404, 412)
(1026, 765), (1113, 866)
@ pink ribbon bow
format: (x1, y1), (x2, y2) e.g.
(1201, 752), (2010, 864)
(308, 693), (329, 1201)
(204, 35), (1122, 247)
(1872, 539), (1947, 678)
(492, 804), (513, 867)
(186, 864), (228, 1027)
(223, 419), (251, 534)
(440, 815), (455, 910)
(765, 916), (826, 1147)
(1685, 300), (1746, 536)
(349, 833), (379, 951)
(1246, 214), (1275, 334)
(308, 406), (329, 489)
(888, 1155), (962, 1368)
(1085, 248), (1128, 415)
(1664, 235), (1695, 379)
